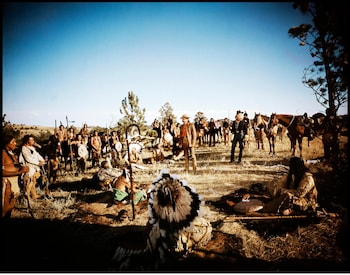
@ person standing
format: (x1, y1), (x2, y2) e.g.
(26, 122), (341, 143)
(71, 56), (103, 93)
(179, 114), (197, 174)
(152, 119), (162, 146)
(2, 135), (30, 218)
(243, 112), (250, 147)
(80, 123), (90, 146)
(55, 124), (68, 143)
(208, 118), (217, 147)
(71, 133), (88, 174)
(91, 130), (102, 168)
(80, 123), (91, 160)
(222, 118), (230, 146)
(230, 111), (246, 163)
(55, 124), (68, 163)
(66, 127), (76, 170)
(19, 135), (46, 200)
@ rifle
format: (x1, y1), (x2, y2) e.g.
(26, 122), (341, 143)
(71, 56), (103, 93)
(223, 210), (335, 222)
(20, 147), (52, 199)
(40, 164), (52, 199)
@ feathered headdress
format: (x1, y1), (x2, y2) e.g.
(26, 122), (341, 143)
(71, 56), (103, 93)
(147, 170), (202, 256)
(111, 169), (211, 270)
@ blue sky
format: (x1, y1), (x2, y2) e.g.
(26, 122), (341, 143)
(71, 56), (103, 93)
(3, 2), (347, 128)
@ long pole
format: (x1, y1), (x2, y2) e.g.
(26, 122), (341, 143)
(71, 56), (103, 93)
(224, 214), (308, 222)
(125, 124), (140, 220)
(126, 138), (135, 220)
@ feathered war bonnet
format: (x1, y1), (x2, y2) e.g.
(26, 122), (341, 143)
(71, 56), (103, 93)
(147, 169), (202, 236)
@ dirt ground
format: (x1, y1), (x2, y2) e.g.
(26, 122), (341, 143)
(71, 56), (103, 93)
(2, 133), (349, 272)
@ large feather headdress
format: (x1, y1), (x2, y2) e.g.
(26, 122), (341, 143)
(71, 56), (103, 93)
(111, 169), (211, 270)
(148, 169), (201, 231)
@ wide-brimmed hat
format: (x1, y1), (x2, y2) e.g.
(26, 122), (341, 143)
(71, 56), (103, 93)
(181, 114), (190, 119)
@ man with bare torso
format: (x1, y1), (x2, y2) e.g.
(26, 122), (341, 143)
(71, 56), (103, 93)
(2, 135), (30, 218)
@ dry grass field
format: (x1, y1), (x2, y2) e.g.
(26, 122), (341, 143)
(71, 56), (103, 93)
(2, 126), (349, 272)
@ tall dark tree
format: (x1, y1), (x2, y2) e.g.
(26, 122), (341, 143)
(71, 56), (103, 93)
(289, 1), (348, 115)
(289, 1), (348, 169)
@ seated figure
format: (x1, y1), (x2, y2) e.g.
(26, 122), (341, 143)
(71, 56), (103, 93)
(262, 157), (318, 215)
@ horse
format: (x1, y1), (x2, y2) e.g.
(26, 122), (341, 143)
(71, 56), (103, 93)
(195, 118), (208, 146)
(277, 124), (287, 141)
(252, 113), (267, 150)
(215, 120), (222, 143)
(265, 113), (279, 155)
(269, 113), (315, 157)
(253, 113), (279, 155)
(311, 112), (326, 137)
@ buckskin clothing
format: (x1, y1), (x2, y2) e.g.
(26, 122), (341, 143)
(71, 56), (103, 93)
(179, 122), (197, 174)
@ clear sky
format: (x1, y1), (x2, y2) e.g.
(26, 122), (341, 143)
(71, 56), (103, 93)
(3, 2), (347, 128)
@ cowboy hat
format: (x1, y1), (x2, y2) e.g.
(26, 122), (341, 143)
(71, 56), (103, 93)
(181, 114), (190, 119)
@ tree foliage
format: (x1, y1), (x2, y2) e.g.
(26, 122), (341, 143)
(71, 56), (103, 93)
(158, 102), (176, 126)
(289, 1), (348, 171)
(2, 114), (21, 141)
(117, 91), (147, 133)
(288, 1), (348, 115)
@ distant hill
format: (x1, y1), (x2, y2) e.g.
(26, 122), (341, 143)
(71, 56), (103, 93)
(12, 124), (56, 139)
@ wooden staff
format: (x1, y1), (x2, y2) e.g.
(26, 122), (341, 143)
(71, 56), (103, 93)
(125, 124), (140, 220)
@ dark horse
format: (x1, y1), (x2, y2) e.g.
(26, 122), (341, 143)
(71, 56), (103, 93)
(253, 113), (279, 155)
(269, 113), (314, 157)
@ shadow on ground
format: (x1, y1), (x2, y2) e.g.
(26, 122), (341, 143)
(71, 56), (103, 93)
(1, 218), (349, 272)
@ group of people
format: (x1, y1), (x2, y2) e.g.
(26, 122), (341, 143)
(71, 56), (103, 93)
(2, 107), (326, 219)
(149, 111), (251, 173)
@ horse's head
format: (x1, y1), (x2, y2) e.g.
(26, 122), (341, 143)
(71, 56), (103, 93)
(253, 113), (263, 129)
(268, 113), (278, 128)
(311, 112), (326, 136)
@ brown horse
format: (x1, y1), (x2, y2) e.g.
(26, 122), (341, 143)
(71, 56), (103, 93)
(265, 114), (279, 155)
(269, 113), (314, 157)
(195, 117), (208, 146)
(252, 113), (278, 154)
(252, 113), (267, 150)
